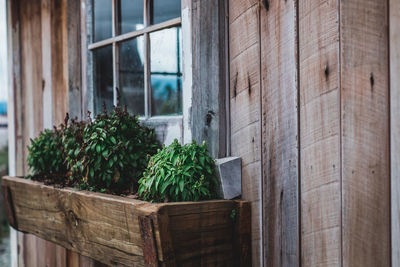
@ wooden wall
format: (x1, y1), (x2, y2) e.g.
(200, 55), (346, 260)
(6, 0), (398, 266)
(7, 0), (105, 266)
(229, 0), (392, 266)
(228, 1), (262, 265)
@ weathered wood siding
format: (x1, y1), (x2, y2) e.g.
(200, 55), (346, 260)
(7, 0), (397, 265)
(228, 1), (262, 265)
(260, 0), (299, 266)
(391, 0), (400, 264)
(299, 0), (341, 266)
(341, 0), (390, 265)
(229, 0), (391, 266)
(8, 0), (104, 265)
(191, 0), (227, 158)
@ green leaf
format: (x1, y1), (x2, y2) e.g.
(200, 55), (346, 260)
(179, 180), (184, 192)
(74, 147), (80, 157)
(110, 136), (117, 144)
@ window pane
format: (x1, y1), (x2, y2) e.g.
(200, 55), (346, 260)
(150, 27), (182, 116)
(119, 37), (145, 115)
(151, 0), (181, 25)
(119, 0), (144, 34)
(94, 0), (112, 42)
(93, 45), (113, 114)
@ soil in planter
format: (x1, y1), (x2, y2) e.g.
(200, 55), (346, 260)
(27, 174), (140, 198)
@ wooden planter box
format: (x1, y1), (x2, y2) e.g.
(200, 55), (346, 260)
(2, 176), (251, 267)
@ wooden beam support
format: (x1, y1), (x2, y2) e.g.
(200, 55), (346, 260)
(191, 0), (227, 158)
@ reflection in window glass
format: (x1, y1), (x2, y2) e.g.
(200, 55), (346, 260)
(150, 27), (182, 115)
(119, 0), (144, 34)
(119, 37), (145, 115)
(151, 0), (181, 25)
(93, 46), (113, 114)
(94, 0), (112, 42)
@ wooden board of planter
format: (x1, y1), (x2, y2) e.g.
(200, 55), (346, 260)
(1, 176), (251, 266)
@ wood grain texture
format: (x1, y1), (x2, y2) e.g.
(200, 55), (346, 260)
(67, 0), (82, 120)
(340, 0), (390, 266)
(139, 216), (159, 267)
(299, 0), (341, 266)
(3, 177), (251, 267)
(52, 0), (69, 125)
(191, 0), (227, 158)
(40, 1), (67, 264)
(233, 201), (252, 266)
(260, 0), (299, 266)
(4, 177), (148, 267)
(19, 0), (44, 265)
(391, 0), (400, 264)
(67, 250), (80, 267)
(228, 2), (262, 265)
(6, 2), (26, 265)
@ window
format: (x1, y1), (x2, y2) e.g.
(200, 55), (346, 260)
(89, 0), (182, 118)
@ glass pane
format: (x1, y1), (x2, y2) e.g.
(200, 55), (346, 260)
(93, 45), (113, 114)
(119, 0), (144, 34)
(150, 27), (182, 116)
(94, 0), (112, 42)
(119, 37), (145, 116)
(151, 0), (181, 25)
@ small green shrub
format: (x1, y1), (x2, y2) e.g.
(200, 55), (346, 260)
(61, 116), (86, 186)
(27, 128), (67, 180)
(72, 107), (160, 193)
(138, 140), (218, 202)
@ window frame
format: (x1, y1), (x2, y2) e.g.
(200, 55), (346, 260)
(89, 0), (182, 119)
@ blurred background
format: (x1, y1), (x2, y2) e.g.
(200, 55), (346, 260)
(0, 0), (11, 265)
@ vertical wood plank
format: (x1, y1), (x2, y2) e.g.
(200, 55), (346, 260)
(191, 0), (227, 158)
(340, 0), (390, 266)
(23, 234), (38, 267)
(20, 0), (43, 171)
(228, 1), (262, 266)
(19, 0), (43, 265)
(6, 0), (23, 264)
(67, 0), (82, 120)
(55, 245), (67, 267)
(41, 0), (53, 129)
(260, 0), (299, 266)
(52, 0), (69, 125)
(67, 250), (80, 267)
(391, 0), (400, 264)
(299, 0), (341, 266)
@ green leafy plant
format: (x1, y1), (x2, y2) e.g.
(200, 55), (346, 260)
(138, 139), (218, 202)
(27, 127), (67, 181)
(72, 107), (160, 193)
(61, 115), (86, 186)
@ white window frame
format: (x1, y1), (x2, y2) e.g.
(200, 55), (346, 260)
(88, 0), (182, 119)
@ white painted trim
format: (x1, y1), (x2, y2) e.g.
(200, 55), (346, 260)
(6, 0), (18, 265)
(181, 1), (192, 144)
